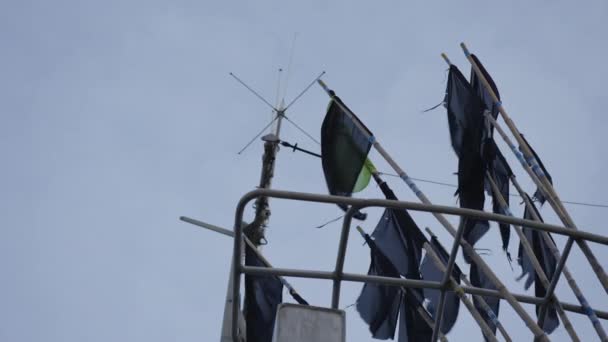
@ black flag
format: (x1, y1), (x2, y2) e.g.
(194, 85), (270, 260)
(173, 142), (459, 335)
(486, 143), (514, 254)
(469, 55), (514, 254)
(517, 193), (559, 333)
(357, 232), (403, 339)
(420, 236), (462, 334)
(321, 95), (374, 220)
(470, 262), (500, 341)
(244, 245), (283, 342)
(398, 289), (433, 342)
(519, 134), (553, 205)
(445, 65), (489, 253)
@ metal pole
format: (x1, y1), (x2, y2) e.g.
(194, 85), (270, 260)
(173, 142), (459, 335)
(317, 80), (549, 340)
(229, 188), (608, 341)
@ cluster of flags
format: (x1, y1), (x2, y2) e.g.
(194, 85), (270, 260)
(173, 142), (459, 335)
(316, 58), (561, 340)
(241, 54), (562, 342)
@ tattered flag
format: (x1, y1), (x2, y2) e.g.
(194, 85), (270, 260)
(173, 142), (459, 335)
(357, 232), (403, 339)
(470, 262), (500, 341)
(517, 193), (559, 333)
(420, 236), (462, 334)
(444, 65), (489, 253)
(244, 245), (283, 342)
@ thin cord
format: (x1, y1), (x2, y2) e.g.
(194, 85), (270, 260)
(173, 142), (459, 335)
(282, 33), (298, 102)
(229, 72), (277, 112)
(376, 172), (608, 209)
(284, 71), (326, 111)
(283, 115), (321, 145)
(236, 116), (279, 155)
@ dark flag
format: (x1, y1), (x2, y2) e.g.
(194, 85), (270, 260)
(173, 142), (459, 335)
(420, 236), (462, 334)
(321, 96), (374, 220)
(486, 143), (514, 255)
(398, 289), (433, 342)
(518, 134), (553, 205)
(444, 65), (489, 253)
(357, 232), (403, 339)
(517, 193), (559, 333)
(244, 245), (283, 342)
(470, 262), (500, 341)
(372, 177), (432, 341)
(468, 55), (514, 254)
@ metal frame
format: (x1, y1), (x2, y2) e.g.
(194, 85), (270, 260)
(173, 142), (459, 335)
(229, 188), (608, 341)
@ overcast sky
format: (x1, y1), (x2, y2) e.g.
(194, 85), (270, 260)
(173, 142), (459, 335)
(1, 1), (607, 341)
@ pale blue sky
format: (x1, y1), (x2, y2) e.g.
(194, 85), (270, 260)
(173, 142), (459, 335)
(1, 1), (607, 341)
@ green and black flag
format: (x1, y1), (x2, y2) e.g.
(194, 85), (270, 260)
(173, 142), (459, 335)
(321, 95), (374, 220)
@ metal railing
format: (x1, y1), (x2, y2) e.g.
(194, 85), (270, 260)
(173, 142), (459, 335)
(229, 188), (608, 342)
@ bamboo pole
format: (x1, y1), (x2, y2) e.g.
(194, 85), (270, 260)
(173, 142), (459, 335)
(483, 111), (604, 326)
(486, 174), (580, 341)
(459, 43), (608, 295)
(422, 242), (499, 342)
(425, 228), (513, 342)
(355, 227), (448, 342)
(509, 179), (608, 341)
(317, 80), (549, 341)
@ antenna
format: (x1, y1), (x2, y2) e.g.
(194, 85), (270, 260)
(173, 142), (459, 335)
(229, 69), (326, 246)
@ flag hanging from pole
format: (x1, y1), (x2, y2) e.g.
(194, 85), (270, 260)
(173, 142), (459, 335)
(517, 193), (559, 333)
(244, 245), (283, 342)
(468, 54), (514, 254)
(420, 235), (462, 334)
(356, 232), (403, 339)
(470, 262), (500, 341)
(445, 65), (489, 253)
(485, 142), (514, 254)
(372, 177), (433, 341)
(321, 96), (374, 220)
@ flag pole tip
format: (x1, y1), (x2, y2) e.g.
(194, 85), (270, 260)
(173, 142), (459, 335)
(355, 225), (366, 236)
(441, 53), (451, 66)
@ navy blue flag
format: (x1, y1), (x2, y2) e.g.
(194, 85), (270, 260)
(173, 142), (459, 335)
(244, 245), (283, 342)
(485, 142), (514, 254)
(517, 193), (559, 333)
(371, 177), (433, 341)
(357, 232), (403, 339)
(398, 290), (433, 342)
(445, 65), (489, 254)
(420, 236), (462, 334)
(470, 262), (500, 341)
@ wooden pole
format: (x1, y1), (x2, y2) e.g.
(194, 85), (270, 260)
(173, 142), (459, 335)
(486, 174), (580, 341)
(459, 43), (608, 294)
(317, 80), (549, 341)
(422, 242), (499, 342)
(509, 179), (608, 341)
